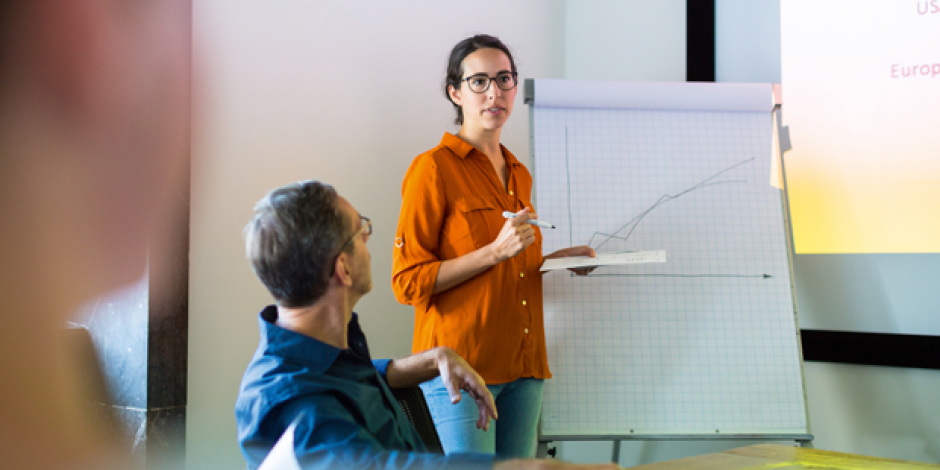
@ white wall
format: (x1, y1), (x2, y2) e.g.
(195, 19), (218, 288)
(189, 1), (565, 468)
(564, 0), (686, 82)
(715, 0), (781, 83)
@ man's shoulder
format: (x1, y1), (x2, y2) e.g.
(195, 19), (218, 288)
(236, 349), (357, 414)
(236, 361), (335, 419)
(236, 352), (300, 416)
(235, 352), (334, 440)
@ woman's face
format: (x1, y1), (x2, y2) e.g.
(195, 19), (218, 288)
(450, 48), (517, 132)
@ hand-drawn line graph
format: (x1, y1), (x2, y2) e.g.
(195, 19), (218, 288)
(533, 97), (807, 438)
(561, 126), (769, 280)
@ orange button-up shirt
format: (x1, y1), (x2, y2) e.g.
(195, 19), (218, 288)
(392, 133), (551, 384)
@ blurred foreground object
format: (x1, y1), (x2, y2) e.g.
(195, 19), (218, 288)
(0, 1), (191, 469)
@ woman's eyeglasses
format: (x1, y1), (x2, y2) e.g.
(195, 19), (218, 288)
(461, 72), (518, 93)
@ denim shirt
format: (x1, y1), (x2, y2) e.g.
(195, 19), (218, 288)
(235, 305), (494, 470)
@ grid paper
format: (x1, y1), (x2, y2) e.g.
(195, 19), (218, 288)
(533, 106), (808, 437)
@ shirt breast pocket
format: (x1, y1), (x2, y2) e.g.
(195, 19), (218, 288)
(443, 197), (499, 256)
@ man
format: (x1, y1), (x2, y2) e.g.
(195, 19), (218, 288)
(237, 181), (620, 470)
(0, 1), (191, 469)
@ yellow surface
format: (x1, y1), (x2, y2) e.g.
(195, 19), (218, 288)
(630, 444), (940, 469)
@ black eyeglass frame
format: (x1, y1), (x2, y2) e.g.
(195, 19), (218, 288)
(329, 216), (372, 276)
(460, 71), (519, 94)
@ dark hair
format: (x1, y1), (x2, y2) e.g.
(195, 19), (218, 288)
(443, 34), (517, 126)
(244, 180), (353, 308)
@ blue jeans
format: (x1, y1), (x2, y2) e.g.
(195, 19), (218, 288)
(420, 376), (544, 458)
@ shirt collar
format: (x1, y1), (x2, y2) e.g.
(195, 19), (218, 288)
(439, 132), (523, 168)
(257, 305), (365, 374)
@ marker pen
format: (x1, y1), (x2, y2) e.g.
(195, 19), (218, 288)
(502, 211), (556, 229)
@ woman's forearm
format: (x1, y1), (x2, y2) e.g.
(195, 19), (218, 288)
(432, 244), (498, 294)
(432, 214), (536, 295)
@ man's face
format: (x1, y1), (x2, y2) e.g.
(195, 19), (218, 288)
(336, 196), (373, 296)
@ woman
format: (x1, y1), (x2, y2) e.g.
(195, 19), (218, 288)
(392, 34), (594, 457)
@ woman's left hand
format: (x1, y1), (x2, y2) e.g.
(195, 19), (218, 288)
(545, 245), (597, 276)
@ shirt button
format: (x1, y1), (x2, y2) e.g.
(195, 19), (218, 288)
(509, 190), (514, 196)
(522, 300), (527, 306)
(524, 328), (529, 334)
(519, 272), (524, 278)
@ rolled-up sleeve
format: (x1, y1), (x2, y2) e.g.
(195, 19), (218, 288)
(392, 154), (446, 313)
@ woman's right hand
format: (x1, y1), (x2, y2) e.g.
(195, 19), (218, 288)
(488, 207), (536, 263)
(431, 207), (537, 295)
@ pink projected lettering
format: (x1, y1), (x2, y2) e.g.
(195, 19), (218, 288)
(891, 63), (940, 78)
(917, 0), (940, 14)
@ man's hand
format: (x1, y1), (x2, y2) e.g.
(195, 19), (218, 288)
(544, 245), (597, 276)
(495, 459), (622, 470)
(435, 347), (498, 431)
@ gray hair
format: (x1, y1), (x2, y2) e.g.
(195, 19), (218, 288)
(244, 180), (352, 307)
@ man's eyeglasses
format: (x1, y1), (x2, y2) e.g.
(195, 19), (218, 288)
(461, 71), (518, 94)
(329, 216), (371, 276)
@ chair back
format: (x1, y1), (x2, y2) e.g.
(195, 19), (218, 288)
(390, 386), (444, 454)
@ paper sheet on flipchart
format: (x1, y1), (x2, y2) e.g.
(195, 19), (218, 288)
(541, 250), (666, 272)
(531, 83), (807, 436)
